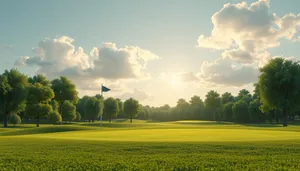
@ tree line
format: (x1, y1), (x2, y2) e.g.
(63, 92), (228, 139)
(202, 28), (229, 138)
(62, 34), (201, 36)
(0, 70), (141, 127)
(1, 58), (300, 127)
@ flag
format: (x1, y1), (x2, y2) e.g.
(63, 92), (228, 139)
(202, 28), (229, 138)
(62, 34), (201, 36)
(101, 85), (111, 92)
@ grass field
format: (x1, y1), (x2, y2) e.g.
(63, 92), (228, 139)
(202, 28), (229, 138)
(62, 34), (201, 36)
(1, 120), (300, 170)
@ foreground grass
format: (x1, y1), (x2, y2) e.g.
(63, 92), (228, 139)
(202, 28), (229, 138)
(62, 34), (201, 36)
(1, 120), (300, 170)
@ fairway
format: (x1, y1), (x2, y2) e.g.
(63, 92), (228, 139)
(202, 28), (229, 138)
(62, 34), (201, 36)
(1, 121), (300, 170)
(26, 128), (300, 142)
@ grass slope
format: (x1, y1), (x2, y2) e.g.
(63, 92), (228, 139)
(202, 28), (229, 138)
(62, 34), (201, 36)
(1, 120), (300, 170)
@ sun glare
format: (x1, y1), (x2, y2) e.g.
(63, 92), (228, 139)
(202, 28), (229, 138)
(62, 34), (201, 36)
(170, 75), (182, 87)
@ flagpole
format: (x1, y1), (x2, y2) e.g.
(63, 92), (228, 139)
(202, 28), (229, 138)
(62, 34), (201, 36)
(100, 84), (103, 131)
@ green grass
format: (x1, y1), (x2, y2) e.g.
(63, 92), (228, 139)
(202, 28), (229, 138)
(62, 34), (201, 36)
(1, 120), (300, 170)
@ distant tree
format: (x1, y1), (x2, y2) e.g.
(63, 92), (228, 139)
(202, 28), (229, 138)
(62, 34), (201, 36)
(9, 114), (21, 126)
(237, 89), (252, 103)
(104, 97), (119, 122)
(138, 106), (150, 120)
(48, 111), (62, 125)
(189, 96), (204, 119)
(124, 98), (141, 123)
(28, 74), (50, 87)
(116, 98), (124, 118)
(248, 99), (264, 123)
(95, 94), (103, 100)
(25, 82), (54, 127)
(221, 92), (234, 104)
(252, 83), (260, 100)
(76, 96), (89, 119)
(232, 100), (250, 123)
(258, 58), (300, 126)
(175, 98), (190, 120)
(0, 69), (28, 128)
(205, 90), (221, 120)
(62, 101), (76, 122)
(51, 76), (78, 115)
(222, 102), (234, 121)
(50, 100), (59, 112)
(84, 97), (103, 122)
(161, 104), (171, 110)
(76, 112), (81, 121)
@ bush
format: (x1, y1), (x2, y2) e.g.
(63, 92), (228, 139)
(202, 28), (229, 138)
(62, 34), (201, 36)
(76, 112), (81, 121)
(9, 114), (22, 126)
(48, 112), (62, 124)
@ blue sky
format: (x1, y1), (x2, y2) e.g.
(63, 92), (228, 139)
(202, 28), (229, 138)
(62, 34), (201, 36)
(0, 0), (299, 106)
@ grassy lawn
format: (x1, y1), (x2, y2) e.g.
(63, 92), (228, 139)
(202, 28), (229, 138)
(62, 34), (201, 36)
(1, 120), (300, 170)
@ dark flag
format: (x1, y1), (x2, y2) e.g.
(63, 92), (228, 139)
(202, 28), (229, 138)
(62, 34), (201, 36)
(101, 85), (111, 92)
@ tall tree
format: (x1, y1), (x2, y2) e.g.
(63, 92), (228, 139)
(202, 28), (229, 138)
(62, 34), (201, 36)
(232, 100), (250, 123)
(25, 83), (54, 127)
(175, 98), (190, 120)
(51, 76), (78, 115)
(236, 89), (252, 104)
(189, 96), (204, 120)
(221, 92), (234, 104)
(222, 102), (234, 121)
(104, 97), (119, 122)
(76, 96), (89, 119)
(28, 74), (50, 87)
(248, 99), (264, 123)
(124, 98), (141, 123)
(116, 98), (124, 118)
(84, 97), (103, 122)
(62, 101), (76, 122)
(205, 90), (221, 120)
(258, 58), (300, 126)
(0, 69), (28, 128)
(138, 106), (150, 120)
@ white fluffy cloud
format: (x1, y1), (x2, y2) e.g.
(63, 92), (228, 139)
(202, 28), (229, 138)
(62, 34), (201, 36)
(200, 58), (259, 86)
(196, 0), (299, 87)
(90, 42), (158, 79)
(14, 36), (159, 97)
(198, 0), (300, 64)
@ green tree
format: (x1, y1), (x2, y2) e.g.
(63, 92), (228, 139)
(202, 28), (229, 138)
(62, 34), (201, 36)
(189, 96), (204, 119)
(124, 98), (141, 123)
(62, 101), (76, 122)
(84, 97), (103, 122)
(221, 92), (234, 104)
(50, 100), (59, 112)
(205, 90), (221, 120)
(28, 74), (50, 86)
(0, 69), (28, 128)
(104, 97), (119, 122)
(222, 102), (234, 121)
(25, 83), (54, 127)
(48, 111), (62, 125)
(116, 98), (124, 118)
(248, 99), (264, 123)
(258, 58), (300, 126)
(76, 96), (89, 119)
(51, 76), (78, 115)
(232, 100), (250, 123)
(76, 112), (81, 121)
(236, 89), (252, 104)
(175, 98), (190, 120)
(138, 106), (150, 120)
(9, 114), (21, 126)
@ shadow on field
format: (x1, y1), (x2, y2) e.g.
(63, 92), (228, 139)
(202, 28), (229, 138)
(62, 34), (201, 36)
(0, 125), (94, 136)
(171, 120), (234, 125)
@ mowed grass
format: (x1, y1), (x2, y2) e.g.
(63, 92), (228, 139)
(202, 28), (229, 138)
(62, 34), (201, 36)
(1, 120), (300, 170)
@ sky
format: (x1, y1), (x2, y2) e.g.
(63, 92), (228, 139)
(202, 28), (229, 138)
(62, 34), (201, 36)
(0, 0), (299, 107)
